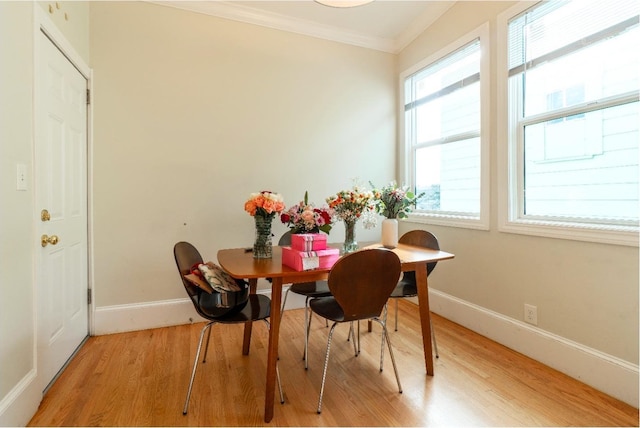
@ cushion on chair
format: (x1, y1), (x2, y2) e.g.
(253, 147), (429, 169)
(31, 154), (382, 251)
(186, 261), (249, 316)
(198, 262), (242, 293)
(183, 273), (214, 294)
(183, 262), (243, 294)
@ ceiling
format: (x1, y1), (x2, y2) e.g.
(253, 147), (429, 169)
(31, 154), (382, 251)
(150, 1), (456, 53)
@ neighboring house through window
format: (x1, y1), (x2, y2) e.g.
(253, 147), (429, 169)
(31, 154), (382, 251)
(401, 24), (490, 230)
(499, 0), (639, 246)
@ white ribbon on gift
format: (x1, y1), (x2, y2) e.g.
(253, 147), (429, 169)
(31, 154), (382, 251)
(299, 251), (320, 270)
(302, 235), (315, 252)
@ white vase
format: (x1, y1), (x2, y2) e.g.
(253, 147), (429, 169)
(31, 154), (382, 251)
(381, 218), (398, 249)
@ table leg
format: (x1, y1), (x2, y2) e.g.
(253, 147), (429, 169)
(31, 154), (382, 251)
(242, 278), (258, 355)
(415, 263), (434, 376)
(264, 277), (282, 422)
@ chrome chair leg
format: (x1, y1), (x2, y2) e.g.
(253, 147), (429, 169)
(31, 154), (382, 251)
(348, 322), (358, 356)
(202, 325), (213, 363)
(431, 318), (439, 358)
(374, 318), (402, 393)
(183, 321), (214, 415)
(276, 365), (285, 404)
(285, 291), (327, 368)
(346, 321), (361, 355)
(303, 298), (330, 364)
(304, 299), (314, 369)
(317, 322), (338, 414)
(280, 287), (291, 318)
(303, 297), (310, 363)
(380, 304), (388, 369)
(263, 319), (285, 404)
(395, 299), (399, 331)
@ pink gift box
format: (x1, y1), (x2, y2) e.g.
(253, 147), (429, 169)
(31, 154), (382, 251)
(281, 246), (340, 271)
(290, 233), (328, 252)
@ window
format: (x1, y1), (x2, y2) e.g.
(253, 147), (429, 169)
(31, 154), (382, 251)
(500, 0), (639, 245)
(401, 24), (489, 229)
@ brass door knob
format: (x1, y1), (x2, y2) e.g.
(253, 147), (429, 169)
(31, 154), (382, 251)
(41, 234), (59, 247)
(41, 209), (51, 222)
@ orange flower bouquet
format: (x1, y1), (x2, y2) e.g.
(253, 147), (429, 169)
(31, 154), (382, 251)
(244, 190), (285, 218)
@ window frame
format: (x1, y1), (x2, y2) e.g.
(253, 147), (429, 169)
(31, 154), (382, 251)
(497, 1), (639, 247)
(400, 23), (490, 231)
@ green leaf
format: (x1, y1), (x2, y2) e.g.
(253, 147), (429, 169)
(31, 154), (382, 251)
(319, 224), (332, 234)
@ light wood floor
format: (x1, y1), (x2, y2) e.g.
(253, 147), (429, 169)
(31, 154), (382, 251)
(29, 300), (638, 427)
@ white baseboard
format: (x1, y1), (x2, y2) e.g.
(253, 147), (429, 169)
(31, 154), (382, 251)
(0, 369), (41, 427)
(93, 298), (196, 335)
(93, 287), (306, 336)
(427, 289), (640, 408)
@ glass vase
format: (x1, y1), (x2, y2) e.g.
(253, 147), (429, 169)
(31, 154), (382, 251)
(254, 214), (273, 259)
(343, 218), (358, 254)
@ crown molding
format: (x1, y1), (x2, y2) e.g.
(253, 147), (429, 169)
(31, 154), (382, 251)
(147, 1), (448, 54)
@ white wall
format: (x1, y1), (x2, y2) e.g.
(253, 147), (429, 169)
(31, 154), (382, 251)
(89, 2), (396, 308)
(0, 0), (36, 411)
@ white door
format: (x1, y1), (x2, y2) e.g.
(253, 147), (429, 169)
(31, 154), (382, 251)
(35, 30), (89, 392)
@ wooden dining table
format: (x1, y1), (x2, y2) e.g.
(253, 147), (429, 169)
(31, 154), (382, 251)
(217, 242), (455, 422)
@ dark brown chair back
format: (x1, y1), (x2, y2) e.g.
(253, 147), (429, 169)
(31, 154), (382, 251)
(174, 241), (250, 319)
(174, 241), (204, 299)
(399, 230), (440, 281)
(278, 231), (292, 246)
(327, 249), (401, 322)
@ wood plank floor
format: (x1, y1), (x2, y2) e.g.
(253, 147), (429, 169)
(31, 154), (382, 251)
(29, 300), (638, 427)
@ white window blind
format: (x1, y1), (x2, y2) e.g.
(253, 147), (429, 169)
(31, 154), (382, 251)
(404, 39), (482, 218)
(507, 0), (639, 228)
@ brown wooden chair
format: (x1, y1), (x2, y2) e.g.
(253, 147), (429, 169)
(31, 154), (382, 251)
(389, 230), (439, 357)
(308, 249), (402, 414)
(173, 241), (284, 415)
(278, 231), (331, 369)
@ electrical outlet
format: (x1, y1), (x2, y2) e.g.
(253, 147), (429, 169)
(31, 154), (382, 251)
(16, 163), (27, 191)
(524, 304), (538, 325)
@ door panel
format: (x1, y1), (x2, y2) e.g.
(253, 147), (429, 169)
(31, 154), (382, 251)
(35, 30), (89, 392)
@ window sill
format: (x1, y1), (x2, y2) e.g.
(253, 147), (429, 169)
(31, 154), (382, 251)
(405, 212), (489, 231)
(498, 218), (638, 247)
